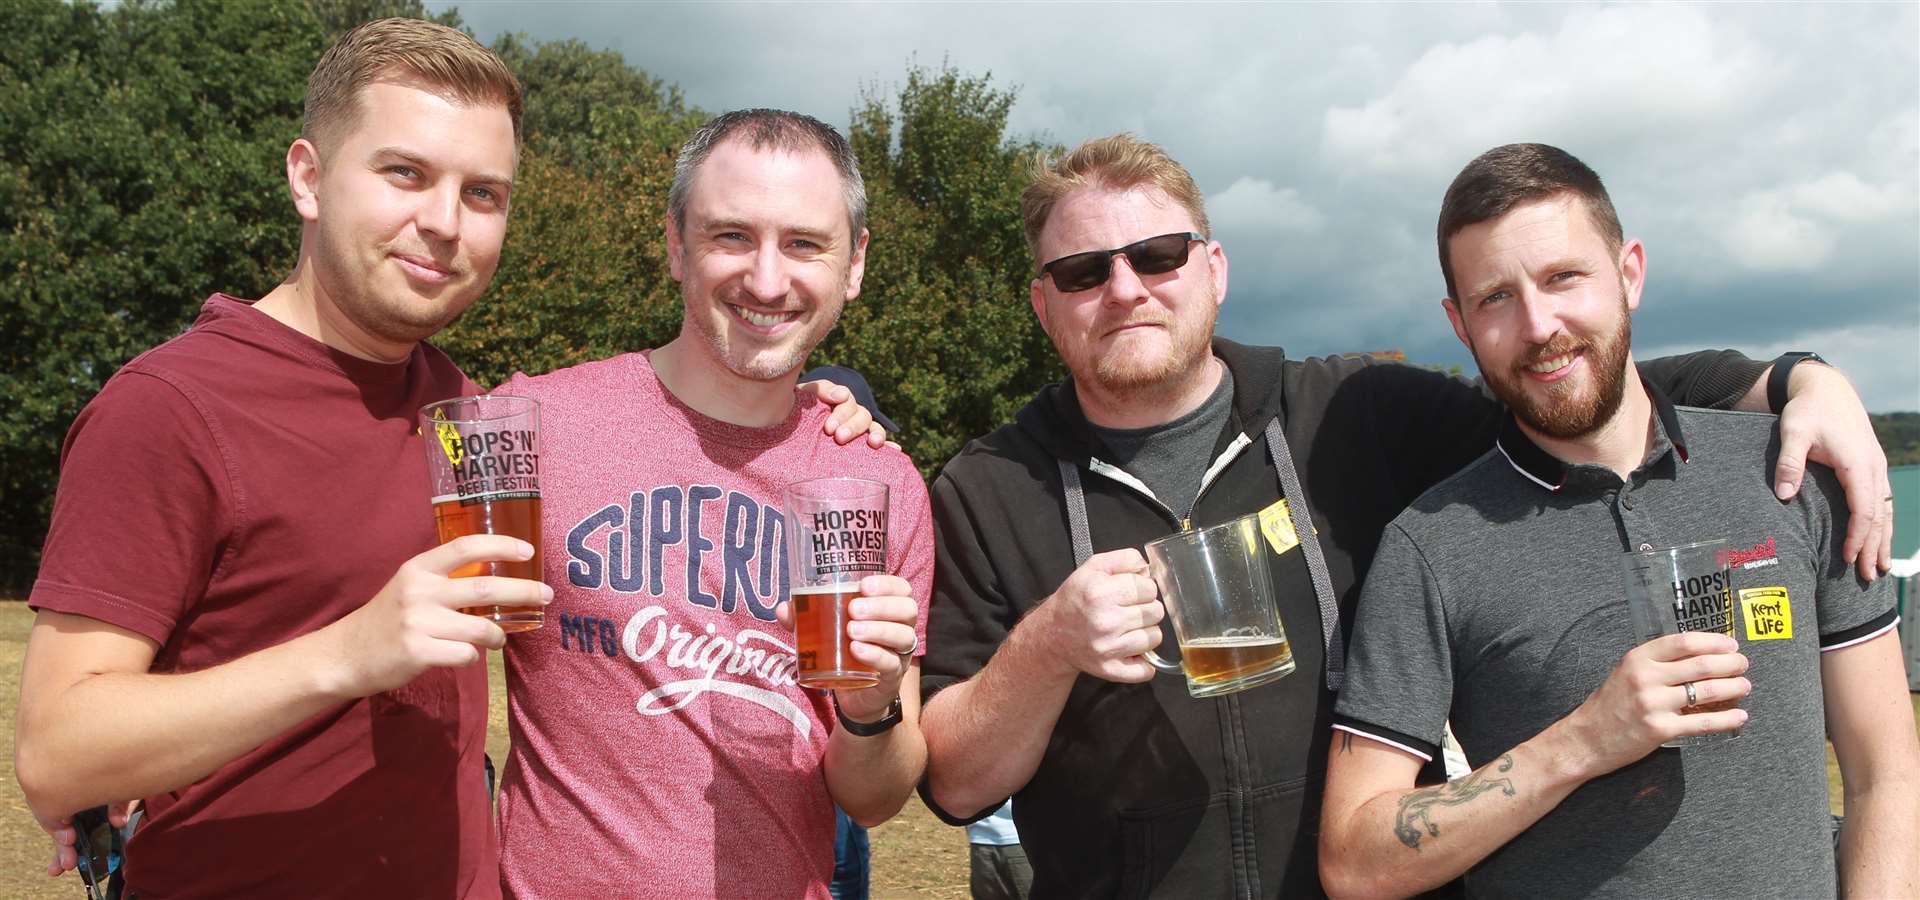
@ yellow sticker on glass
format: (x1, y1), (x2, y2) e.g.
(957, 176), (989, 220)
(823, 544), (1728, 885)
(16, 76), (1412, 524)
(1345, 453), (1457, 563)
(1258, 499), (1302, 557)
(431, 408), (465, 466)
(1740, 587), (1793, 641)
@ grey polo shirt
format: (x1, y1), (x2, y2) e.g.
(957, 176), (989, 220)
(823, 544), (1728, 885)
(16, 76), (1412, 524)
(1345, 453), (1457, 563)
(1334, 383), (1897, 899)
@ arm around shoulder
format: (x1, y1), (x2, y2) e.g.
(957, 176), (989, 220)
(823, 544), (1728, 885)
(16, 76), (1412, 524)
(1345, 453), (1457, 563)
(1767, 360), (1892, 578)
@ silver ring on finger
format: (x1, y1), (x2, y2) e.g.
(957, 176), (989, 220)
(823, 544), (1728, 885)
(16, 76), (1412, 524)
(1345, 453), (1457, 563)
(1682, 681), (1698, 707)
(899, 632), (918, 658)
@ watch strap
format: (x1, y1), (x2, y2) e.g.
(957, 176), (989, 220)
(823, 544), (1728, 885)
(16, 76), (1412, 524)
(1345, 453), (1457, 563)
(834, 695), (902, 737)
(1767, 352), (1825, 415)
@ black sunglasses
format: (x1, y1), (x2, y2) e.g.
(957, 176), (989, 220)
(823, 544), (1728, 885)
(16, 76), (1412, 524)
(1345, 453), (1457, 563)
(1040, 231), (1204, 293)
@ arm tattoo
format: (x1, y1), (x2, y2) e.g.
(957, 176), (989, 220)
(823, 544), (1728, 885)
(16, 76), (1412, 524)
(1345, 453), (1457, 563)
(1393, 753), (1516, 850)
(1340, 731), (1354, 754)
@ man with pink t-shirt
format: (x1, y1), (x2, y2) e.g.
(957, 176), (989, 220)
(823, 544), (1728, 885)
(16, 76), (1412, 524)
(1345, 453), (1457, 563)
(494, 109), (933, 898)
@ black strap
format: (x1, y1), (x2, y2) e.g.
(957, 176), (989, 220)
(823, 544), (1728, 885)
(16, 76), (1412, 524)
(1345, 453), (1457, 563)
(1056, 415), (1344, 692)
(1767, 351), (1824, 415)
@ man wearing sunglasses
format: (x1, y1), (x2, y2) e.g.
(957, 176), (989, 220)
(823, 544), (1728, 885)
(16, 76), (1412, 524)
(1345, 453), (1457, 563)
(914, 133), (1894, 897)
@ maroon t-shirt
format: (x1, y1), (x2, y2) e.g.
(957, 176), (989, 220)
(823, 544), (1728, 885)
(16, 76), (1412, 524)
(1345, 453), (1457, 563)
(30, 295), (498, 898)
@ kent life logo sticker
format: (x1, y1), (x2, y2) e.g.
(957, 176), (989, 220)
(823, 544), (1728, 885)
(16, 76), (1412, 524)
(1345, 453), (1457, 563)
(1740, 587), (1793, 641)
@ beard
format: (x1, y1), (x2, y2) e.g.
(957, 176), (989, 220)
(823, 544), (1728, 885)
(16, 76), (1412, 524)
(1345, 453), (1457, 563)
(1058, 288), (1219, 405)
(1474, 292), (1633, 440)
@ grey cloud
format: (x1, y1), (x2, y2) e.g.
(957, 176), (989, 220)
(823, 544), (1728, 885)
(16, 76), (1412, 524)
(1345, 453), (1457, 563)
(441, 1), (1918, 410)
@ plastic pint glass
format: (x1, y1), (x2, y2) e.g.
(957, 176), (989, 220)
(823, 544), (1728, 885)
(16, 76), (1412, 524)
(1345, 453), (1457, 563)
(783, 477), (888, 690)
(1621, 538), (1740, 747)
(1143, 513), (1295, 698)
(419, 395), (544, 633)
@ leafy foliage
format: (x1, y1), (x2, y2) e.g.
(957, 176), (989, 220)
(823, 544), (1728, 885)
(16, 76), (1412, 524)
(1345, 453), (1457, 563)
(0, 1), (1059, 588)
(1, 0), (324, 588)
(432, 36), (703, 386)
(821, 66), (1064, 473)
(1871, 413), (1920, 467)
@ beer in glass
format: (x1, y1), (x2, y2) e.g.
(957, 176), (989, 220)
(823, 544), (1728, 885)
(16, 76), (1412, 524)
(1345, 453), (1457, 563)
(1143, 513), (1295, 698)
(783, 477), (889, 690)
(420, 395), (544, 632)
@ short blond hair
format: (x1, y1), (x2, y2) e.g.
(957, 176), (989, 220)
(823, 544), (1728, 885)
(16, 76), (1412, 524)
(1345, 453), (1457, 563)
(1020, 134), (1210, 261)
(303, 18), (522, 152)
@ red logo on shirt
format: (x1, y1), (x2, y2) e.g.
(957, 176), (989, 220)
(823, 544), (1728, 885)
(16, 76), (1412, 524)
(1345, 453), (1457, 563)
(1718, 537), (1777, 570)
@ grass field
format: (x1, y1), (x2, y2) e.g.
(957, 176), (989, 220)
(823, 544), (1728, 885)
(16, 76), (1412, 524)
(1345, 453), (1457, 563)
(0, 600), (1912, 898)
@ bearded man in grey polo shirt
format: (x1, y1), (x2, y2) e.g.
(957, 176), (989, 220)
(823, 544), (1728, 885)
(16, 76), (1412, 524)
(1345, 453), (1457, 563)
(1317, 143), (1920, 899)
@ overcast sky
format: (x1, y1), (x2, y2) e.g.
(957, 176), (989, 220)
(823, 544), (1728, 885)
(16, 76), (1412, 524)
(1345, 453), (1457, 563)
(439, 1), (1920, 412)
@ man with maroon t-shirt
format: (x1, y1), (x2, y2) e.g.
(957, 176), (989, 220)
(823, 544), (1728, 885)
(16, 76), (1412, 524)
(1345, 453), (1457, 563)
(14, 19), (537, 897)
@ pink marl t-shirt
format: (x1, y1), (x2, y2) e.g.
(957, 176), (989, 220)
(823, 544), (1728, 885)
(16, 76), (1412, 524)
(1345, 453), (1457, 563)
(494, 352), (933, 899)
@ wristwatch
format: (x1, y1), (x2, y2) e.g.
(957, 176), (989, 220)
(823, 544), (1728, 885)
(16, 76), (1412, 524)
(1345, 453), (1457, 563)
(834, 695), (903, 737)
(1767, 351), (1826, 415)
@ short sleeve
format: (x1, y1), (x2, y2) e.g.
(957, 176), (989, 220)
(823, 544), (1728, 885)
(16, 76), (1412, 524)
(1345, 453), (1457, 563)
(1803, 464), (1897, 650)
(29, 369), (234, 645)
(1333, 522), (1455, 761)
(919, 471), (1018, 700)
(1639, 349), (1766, 410)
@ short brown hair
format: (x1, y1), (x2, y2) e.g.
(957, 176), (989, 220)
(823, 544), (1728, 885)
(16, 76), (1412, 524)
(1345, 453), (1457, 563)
(1436, 143), (1622, 299)
(1020, 134), (1209, 263)
(303, 17), (522, 152)
(668, 108), (866, 239)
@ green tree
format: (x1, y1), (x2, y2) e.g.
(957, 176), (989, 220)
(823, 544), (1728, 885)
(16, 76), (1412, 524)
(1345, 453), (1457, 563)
(492, 34), (695, 161)
(434, 37), (706, 388)
(1871, 412), (1920, 467)
(306, 0), (461, 38)
(1, 0), (325, 588)
(0, 1), (1064, 588)
(820, 64), (1064, 475)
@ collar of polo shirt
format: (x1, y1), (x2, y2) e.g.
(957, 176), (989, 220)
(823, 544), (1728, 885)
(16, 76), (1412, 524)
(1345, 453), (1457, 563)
(1495, 377), (1692, 493)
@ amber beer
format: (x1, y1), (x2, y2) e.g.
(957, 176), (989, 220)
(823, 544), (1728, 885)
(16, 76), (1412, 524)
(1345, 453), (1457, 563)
(791, 584), (878, 689)
(1143, 514), (1296, 698)
(420, 395), (545, 633)
(784, 477), (890, 690)
(433, 494), (544, 631)
(1180, 636), (1294, 688)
